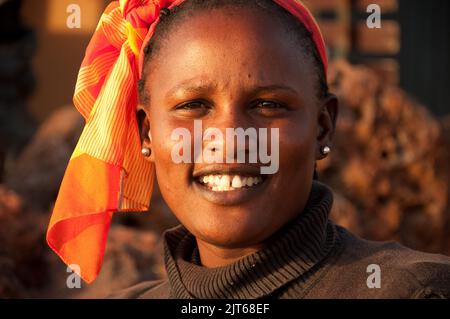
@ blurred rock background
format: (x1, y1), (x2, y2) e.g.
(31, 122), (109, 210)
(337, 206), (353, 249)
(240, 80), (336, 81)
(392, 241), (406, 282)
(0, 0), (449, 298)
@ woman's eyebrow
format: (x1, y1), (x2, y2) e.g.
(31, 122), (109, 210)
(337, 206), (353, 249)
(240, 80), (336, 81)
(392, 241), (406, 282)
(165, 79), (218, 99)
(165, 81), (299, 100)
(249, 85), (299, 95)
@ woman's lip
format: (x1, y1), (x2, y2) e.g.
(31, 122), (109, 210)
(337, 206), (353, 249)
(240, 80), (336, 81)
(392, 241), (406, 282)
(192, 175), (270, 206)
(192, 164), (263, 179)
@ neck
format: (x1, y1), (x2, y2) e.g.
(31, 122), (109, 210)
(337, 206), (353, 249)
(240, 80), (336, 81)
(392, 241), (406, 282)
(196, 239), (265, 268)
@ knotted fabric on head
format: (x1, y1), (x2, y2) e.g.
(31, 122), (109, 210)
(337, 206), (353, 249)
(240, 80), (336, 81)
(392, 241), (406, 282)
(46, 0), (328, 283)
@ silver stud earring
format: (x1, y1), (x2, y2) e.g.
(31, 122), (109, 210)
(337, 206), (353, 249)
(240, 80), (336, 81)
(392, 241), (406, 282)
(320, 145), (331, 156)
(141, 147), (151, 157)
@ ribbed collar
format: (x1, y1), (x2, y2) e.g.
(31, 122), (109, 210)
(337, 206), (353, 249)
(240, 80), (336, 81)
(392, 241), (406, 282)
(163, 181), (337, 299)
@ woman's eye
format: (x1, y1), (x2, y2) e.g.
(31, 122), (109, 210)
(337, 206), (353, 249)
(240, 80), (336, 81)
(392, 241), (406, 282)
(251, 100), (288, 116)
(256, 101), (282, 109)
(174, 101), (210, 117)
(177, 101), (205, 110)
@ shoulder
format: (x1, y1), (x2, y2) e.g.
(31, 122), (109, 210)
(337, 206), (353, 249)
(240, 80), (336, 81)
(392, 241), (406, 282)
(312, 225), (450, 298)
(339, 226), (450, 272)
(339, 226), (450, 298)
(107, 279), (170, 299)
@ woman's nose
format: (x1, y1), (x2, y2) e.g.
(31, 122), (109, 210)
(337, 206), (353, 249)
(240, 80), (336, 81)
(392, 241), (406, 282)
(200, 103), (257, 162)
(207, 101), (250, 130)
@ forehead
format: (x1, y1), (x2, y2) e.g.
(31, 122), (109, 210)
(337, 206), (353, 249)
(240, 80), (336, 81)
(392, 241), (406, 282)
(144, 6), (316, 97)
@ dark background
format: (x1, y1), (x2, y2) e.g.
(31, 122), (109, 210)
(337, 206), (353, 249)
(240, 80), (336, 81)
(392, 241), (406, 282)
(398, 0), (450, 116)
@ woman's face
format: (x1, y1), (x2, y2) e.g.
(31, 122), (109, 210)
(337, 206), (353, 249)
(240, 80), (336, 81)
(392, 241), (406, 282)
(140, 7), (336, 249)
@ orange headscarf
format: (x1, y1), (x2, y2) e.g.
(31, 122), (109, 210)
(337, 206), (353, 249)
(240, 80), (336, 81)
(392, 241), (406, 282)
(47, 0), (328, 283)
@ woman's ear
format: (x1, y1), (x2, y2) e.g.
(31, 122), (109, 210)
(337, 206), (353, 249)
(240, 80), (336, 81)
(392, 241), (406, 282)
(137, 106), (154, 162)
(316, 94), (338, 160)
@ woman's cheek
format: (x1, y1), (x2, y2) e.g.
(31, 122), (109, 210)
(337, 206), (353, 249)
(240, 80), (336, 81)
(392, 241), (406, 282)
(152, 116), (187, 160)
(151, 118), (194, 191)
(277, 118), (316, 176)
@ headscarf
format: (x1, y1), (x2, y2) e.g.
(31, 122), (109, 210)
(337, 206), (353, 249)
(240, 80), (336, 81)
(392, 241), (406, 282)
(47, 0), (328, 283)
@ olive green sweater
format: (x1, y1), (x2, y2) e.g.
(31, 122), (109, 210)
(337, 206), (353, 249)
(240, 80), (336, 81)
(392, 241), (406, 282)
(110, 182), (450, 299)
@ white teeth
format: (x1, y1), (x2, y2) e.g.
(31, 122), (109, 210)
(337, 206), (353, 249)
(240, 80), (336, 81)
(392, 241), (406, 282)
(231, 175), (242, 188)
(199, 174), (263, 192)
(219, 175), (230, 188)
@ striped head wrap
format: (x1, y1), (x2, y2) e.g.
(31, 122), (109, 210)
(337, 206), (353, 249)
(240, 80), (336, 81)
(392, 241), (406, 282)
(46, 0), (328, 283)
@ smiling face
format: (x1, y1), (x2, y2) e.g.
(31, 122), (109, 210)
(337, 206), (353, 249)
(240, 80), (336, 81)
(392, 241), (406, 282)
(139, 5), (336, 254)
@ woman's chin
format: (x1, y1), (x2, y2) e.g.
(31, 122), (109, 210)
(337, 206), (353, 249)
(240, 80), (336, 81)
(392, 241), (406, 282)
(190, 211), (274, 248)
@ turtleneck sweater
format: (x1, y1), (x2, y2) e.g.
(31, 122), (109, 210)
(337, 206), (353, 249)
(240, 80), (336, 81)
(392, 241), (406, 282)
(164, 181), (339, 299)
(110, 181), (450, 299)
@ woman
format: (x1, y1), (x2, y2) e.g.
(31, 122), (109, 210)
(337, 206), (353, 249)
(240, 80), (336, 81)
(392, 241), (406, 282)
(47, 0), (450, 299)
